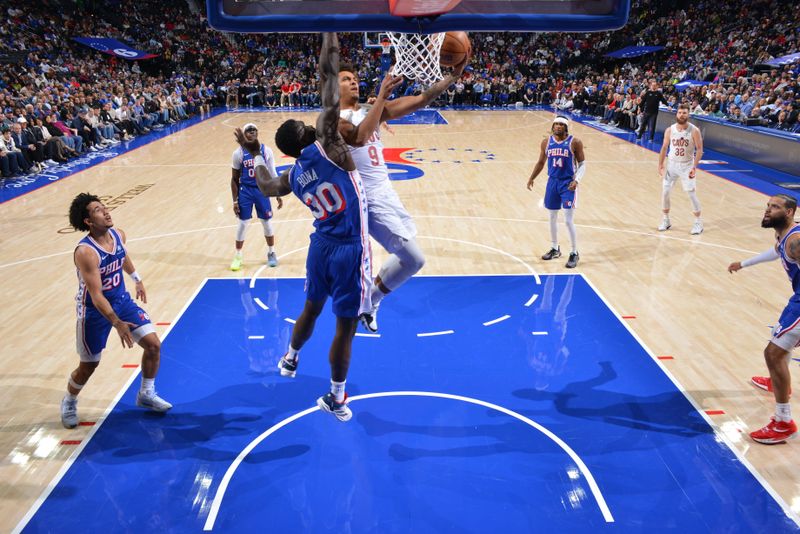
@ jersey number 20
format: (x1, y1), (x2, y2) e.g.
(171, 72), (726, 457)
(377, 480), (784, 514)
(303, 183), (346, 220)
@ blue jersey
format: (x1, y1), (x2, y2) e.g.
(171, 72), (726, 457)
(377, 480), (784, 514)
(778, 226), (800, 294)
(75, 228), (127, 313)
(289, 141), (369, 241)
(239, 144), (268, 188)
(546, 135), (576, 181)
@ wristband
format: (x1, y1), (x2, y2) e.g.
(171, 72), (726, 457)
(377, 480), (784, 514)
(253, 155), (267, 168)
(130, 271), (142, 283)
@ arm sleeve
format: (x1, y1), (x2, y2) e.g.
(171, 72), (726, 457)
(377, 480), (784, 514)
(741, 248), (780, 268)
(231, 148), (243, 170)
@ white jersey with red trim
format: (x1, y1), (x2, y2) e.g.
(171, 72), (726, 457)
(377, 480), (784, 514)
(667, 123), (697, 165)
(340, 105), (389, 193)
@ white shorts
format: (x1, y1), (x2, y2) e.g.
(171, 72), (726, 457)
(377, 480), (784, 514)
(663, 161), (696, 192)
(366, 185), (417, 254)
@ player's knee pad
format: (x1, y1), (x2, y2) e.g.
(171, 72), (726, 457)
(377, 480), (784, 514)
(235, 219), (248, 241)
(687, 190), (701, 212)
(260, 218), (274, 237)
(396, 238), (426, 273)
(661, 187), (672, 210)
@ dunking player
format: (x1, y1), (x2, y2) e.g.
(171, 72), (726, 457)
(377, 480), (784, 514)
(657, 103), (704, 235)
(728, 194), (800, 444)
(526, 116), (586, 269)
(63, 193), (171, 428)
(337, 52), (470, 331)
(230, 122), (283, 271)
(236, 33), (402, 421)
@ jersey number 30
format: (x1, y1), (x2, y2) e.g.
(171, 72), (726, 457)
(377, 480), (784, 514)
(303, 183), (346, 220)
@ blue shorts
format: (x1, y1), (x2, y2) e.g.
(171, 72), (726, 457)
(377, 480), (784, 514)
(771, 294), (800, 351)
(76, 292), (154, 361)
(544, 177), (576, 210)
(305, 232), (372, 318)
(238, 185), (273, 220)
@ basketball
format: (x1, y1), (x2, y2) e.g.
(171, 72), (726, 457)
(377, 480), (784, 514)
(439, 31), (470, 67)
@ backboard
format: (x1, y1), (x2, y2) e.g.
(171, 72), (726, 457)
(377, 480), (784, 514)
(207, 0), (631, 34)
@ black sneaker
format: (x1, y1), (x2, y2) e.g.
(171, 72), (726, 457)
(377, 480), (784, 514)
(541, 247), (561, 261)
(317, 392), (352, 422)
(566, 252), (580, 269)
(278, 354), (298, 378)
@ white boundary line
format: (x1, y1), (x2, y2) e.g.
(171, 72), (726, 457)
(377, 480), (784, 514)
(579, 272), (800, 527)
(417, 330), (455, 337)
(531, 331), (548, 336)
(253, 298), (269, 310)
(202, 390), (614, 530)
(247, 335), (264, 340)
(355, 333), (381, 338)
(12, 278), (211, 534)
(483, 315), (511, 326)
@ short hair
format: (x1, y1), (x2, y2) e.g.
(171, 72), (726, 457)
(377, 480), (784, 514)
(69, 192), (101, 232)
(677, 103), (690, 111)
(339, 63), (355, 75)
(776, 194), (798, 213)
(275, 119), (305, 158)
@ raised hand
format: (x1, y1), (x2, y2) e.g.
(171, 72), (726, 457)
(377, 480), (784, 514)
(234, 128), (260, 154)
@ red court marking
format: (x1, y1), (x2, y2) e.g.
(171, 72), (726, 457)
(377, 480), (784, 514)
(60, 440), (82, 445)
(121, 364), (140, 368)
(705, 410), (725, 415)
(78, 421), (95, 426)
(622, 315), (637, 319)
(657, 356), (674, 360)
(156, 322), (171, 326)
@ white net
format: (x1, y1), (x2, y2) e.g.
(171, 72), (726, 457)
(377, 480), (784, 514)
(386, 32), (445, 87)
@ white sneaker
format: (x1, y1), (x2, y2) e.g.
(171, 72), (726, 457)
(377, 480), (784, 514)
(359, 302), (380, 333)
(691, 221), (704, 235)
(136, 391), (173, 412)
(45, 159), (59, 166)
(658, 219), (671, 232)
(61, 396), (78, 429)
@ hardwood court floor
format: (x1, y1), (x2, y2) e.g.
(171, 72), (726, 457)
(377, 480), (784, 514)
(0, 110), (796, 530)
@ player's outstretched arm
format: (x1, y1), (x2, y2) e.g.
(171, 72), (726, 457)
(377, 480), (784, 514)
(339, 73), (403, 147)
(729, 247), (780, 273)
(382, 53), (470, 121)
(234, 128), (292, 197)
(526, 138), (548, 190)
(316, 32), (354, 170)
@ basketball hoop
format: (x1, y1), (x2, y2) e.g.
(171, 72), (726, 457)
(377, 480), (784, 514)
(386, 32), (446, 87)
(380, 38), (392, 55)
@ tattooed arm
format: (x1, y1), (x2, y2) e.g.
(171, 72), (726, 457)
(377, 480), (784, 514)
(786, 233), (800, 264)
(316, 33), (355, 171)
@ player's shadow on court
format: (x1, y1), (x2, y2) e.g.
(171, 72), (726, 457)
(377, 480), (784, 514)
(80, 378), (329, 464)
(513, 361), (711, 438)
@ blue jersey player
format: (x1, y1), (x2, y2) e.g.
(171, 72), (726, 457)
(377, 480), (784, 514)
(234, 33), (402, 422)
(729, 194), (800, 444)
(526, 116), (586, 268)
(63, 193), (171, 429)
(230, 123), (283, 271)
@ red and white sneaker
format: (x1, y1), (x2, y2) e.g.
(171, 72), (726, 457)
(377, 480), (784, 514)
(750, 417), (798, 444)
(750, 376), (792, 395)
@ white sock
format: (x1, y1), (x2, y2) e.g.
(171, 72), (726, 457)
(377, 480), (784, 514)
(65, 393), (78, 402)
(331, 380), (346, 402)
(695, 216), (702, 223)
(776, 402), (792, 422)
(234, 249), (242, 257)
(141, 377), (155, 395)
(371, 285), (386, 308)
(268, 245), (274, 253)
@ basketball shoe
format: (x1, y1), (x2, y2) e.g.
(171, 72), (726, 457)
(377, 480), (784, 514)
(317, 392), (352, 422)
(61, 396), (78, 429)
(750, 417), (797, 444)
(278, 354), (298, 378)
(136, 391), (173, 412)
(658, 218), (671, 231)
(566, 252), (580, 269)
(230, 252), (243, 271)
(751, 376), (792, 395)
(267, 251), (278, 267)
(690, 221), (703, 235)
(541, 246), (561, 260)
(359, 302), (380, 333)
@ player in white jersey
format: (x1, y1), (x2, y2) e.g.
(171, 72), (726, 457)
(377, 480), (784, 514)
(337, 55), (470, 331)
(230, 123), (282, 271)
(657, 103), (704, 234)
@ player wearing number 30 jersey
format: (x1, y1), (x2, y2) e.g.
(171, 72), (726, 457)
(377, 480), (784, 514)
(657, 103), (704, 235)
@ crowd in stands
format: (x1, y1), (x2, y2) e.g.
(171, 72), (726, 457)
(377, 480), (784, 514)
(0, 0), (797, 178)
